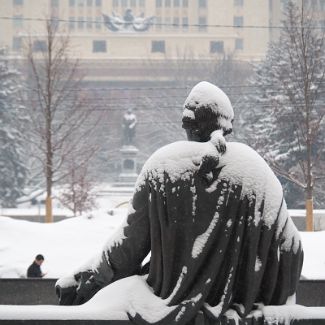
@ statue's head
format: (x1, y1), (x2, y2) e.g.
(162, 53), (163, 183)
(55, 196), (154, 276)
(182, 81), (234, 142)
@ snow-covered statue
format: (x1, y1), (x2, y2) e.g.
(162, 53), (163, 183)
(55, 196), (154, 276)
(56, 82), (303, 324)
(122, 108), (137, 145)
(103, 9), (155, 32)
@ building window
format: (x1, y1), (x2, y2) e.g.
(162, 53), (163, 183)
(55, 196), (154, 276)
(130, 0), (136, 6)
(121, 0), (127, 6)
(174, 0), (180, 6)
(152, 40), (165, 53)
(198, 0), (206, 8)
(78, 0), (84, 6)
(12, 15), (23, 28)
(182, 16), (188, 28)
(13, 0), (23, 5)
(93, 40), (107, 52)
(69, 16), (75, 30)
(182, 0), (188, 7)
(51, 0), (59, 7)
(320, 0), (325, 10)
(87, 0), (92, 6)
(69, 0), (75, 6)
(165, 0), (171, 6)
(233, 16), (243, 27)
(156, 16), (162, 29)
(87, 16), (92, 29)
(311, 0), (317, 9)
(33, 40), (47, 52)
(139, 0), (145, 7)
(173, 17), (179, 27)
(12, 37), (22, 51)
(113, 0), (119, 6)
(95, 16), (101, 29)
(156, 0), (162, 7)
(165, 17), (171, 29)
(50, 16), (59, 29)
(198, 16), (207, 31)
(96, 0), (102, 6)
(210, 41), (224, 53)
(78, 16), (84, 29)
(234, 0), (243, 6)
(235, 38), (243, 50)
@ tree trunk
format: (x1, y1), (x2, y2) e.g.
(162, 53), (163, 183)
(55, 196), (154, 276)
(45, 196), (53, 223)
(305, 198), (313, 231)
(305, 132), (314, 232)
(305, 183), (314, 231)
(45, 111), (53, 223)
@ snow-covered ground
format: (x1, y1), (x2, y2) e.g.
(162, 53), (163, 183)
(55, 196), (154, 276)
(0, 197), (324, 280)
(0, 208), (126, 278)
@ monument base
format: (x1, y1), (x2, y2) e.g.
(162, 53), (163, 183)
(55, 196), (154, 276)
(118, 145), (139, 184)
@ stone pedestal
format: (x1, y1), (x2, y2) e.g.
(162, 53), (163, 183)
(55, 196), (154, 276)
(118, 145), (139, 185)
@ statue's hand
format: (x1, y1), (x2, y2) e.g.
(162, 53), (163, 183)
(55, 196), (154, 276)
(210, 130), (226, 154)
(56, 271), (101, 305)
(73, 271), (102, 305)
(55, 275), (78, 305)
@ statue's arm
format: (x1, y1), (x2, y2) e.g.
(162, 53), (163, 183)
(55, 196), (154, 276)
(129, 114), (137, 128)
(56, 186), (150, 305)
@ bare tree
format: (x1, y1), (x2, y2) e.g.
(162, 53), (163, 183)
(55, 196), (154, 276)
(241, 1), (325, 230)
(24, 20), (99, 222)
(58, 159), (97, 217)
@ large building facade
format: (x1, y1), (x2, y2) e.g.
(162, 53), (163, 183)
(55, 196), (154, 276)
(1, 0), (284, 60)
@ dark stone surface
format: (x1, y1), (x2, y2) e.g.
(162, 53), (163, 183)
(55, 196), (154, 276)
(0, 316), (264, 325)
(291, 321), (325, 325)
(1, 318), (325, 325)
(297, 280), (325, 307)
(0, 320), (131, 325)
(1, 279), (325, 307)
(0, 280), (325, 324)
(0, 279), (58, 305)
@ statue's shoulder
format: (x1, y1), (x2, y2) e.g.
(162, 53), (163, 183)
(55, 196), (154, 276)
(136, 140), (220, 187)
(221, 142), (268, 169)
(219, 141), (283, 204)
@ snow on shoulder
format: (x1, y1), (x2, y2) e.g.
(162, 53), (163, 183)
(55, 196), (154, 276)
(135, 138), (221, 189)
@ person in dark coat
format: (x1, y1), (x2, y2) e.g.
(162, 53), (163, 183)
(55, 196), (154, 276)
(27, 254), (45, 278)
(56, 82), (303, 325)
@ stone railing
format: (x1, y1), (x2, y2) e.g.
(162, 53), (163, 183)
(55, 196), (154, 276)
(1, 279), (325, 324)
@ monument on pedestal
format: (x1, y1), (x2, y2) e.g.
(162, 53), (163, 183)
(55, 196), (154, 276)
(118, 109), (138, 185)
